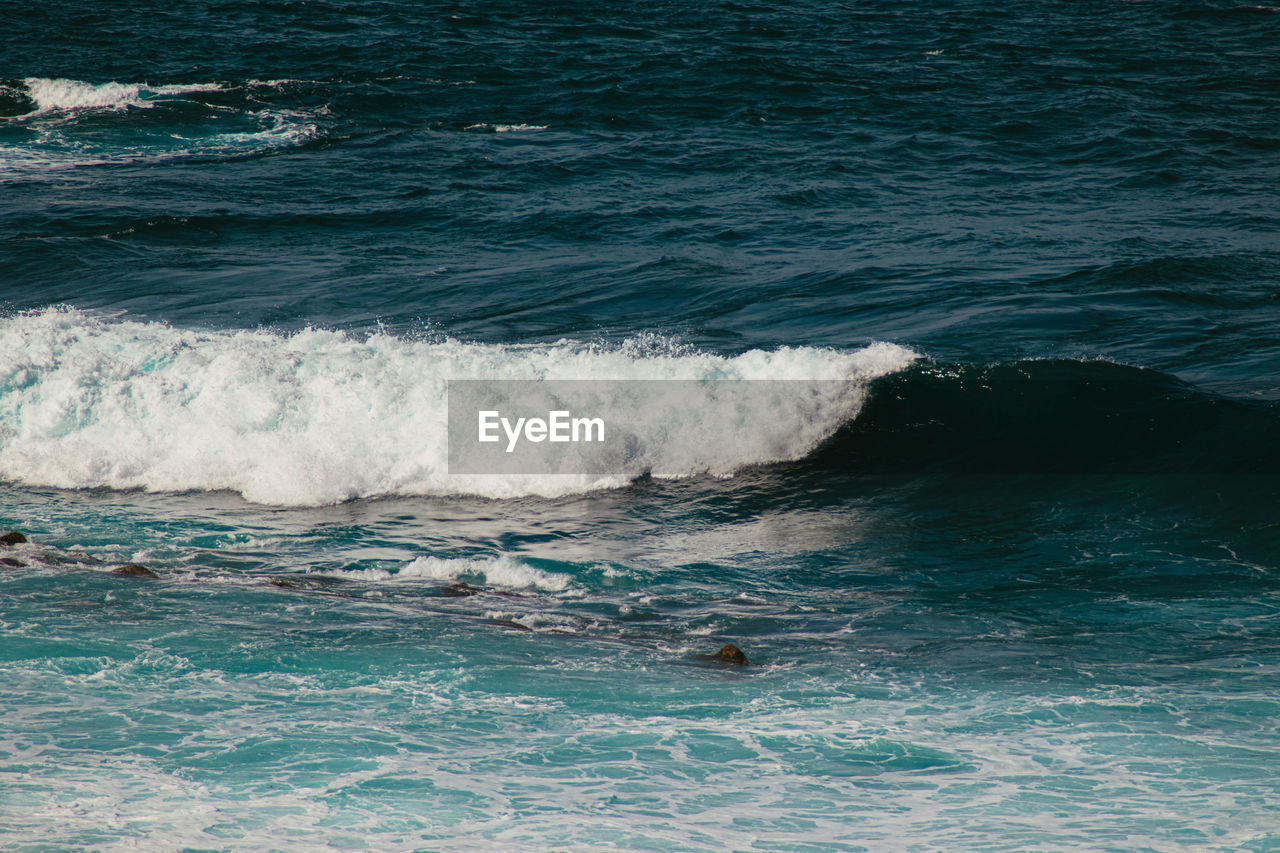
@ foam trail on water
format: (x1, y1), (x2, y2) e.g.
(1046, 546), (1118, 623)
(0, 307), (916, 505)
(464, 123), (549, 133)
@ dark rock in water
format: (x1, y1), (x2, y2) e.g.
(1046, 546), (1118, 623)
(113, 563), (158, 578)
(492, 618), (534, 632)
(270, 577), (298, 589)
(0, 557), (25, 568)
(442, 581), (483, 597)
(714, 643), (749, 665)
(0, 531), (27, 546)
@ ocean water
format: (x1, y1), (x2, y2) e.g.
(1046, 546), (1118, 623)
(2, 2), (1280, 850)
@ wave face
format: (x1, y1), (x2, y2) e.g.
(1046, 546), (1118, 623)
(0, 307), (915, 504)
(818, 359), (1280, 476)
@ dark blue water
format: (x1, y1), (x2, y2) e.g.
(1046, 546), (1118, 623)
(3, 2), (1280, 850)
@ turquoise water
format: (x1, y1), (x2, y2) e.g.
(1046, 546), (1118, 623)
(5, 475), (1279, 850)
(4, 1), (1280, 850)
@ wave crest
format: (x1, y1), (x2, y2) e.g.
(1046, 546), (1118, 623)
(18, 77), (225, 115)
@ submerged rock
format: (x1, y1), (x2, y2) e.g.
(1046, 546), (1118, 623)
(0, 557), (25, 568)
(0, 531), (27, 546)
(266, 575), (361, 600)
(714, 643), (749, 665)
(113, 563), (158, 578)
(442, 581), (483, 597)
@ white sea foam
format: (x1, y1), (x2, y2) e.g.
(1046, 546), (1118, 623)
(0, 306), (916, 505)
(20, 77), (224, 114)
(324, 554), (572, 591)
(4, 671), (1269, 853)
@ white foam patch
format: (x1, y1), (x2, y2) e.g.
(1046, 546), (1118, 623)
(483, 609), (580, 629)
(244, 78), (310, 88)
(20, 77), (224, 114)
(464, 123), (548, 132)
(0, 306), (916, 505)
(324, 554), (571, 591)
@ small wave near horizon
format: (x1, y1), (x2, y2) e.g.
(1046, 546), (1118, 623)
(0, 77), (323, 175)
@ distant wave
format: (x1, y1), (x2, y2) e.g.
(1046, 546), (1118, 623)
(464, 123), (549, 133)
(0, 307), (915, 505)
(0, 78), (321, 175)
(16, 77), (226, 115)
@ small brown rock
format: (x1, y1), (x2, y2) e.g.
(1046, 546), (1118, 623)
(113, 563), (158, 578)
(0, 557), (25, 568)
(442, 581), (482, 597)
(0, 531), (27, 546)
(714, 643), (749, 665)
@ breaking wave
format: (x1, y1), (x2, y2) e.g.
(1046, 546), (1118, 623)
(0, 307), (916, 505)
(0, 77), (321, 174)
(13, 78), (226, 115)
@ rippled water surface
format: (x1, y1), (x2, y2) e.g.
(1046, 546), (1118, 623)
(3, 2), (1280, 850)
